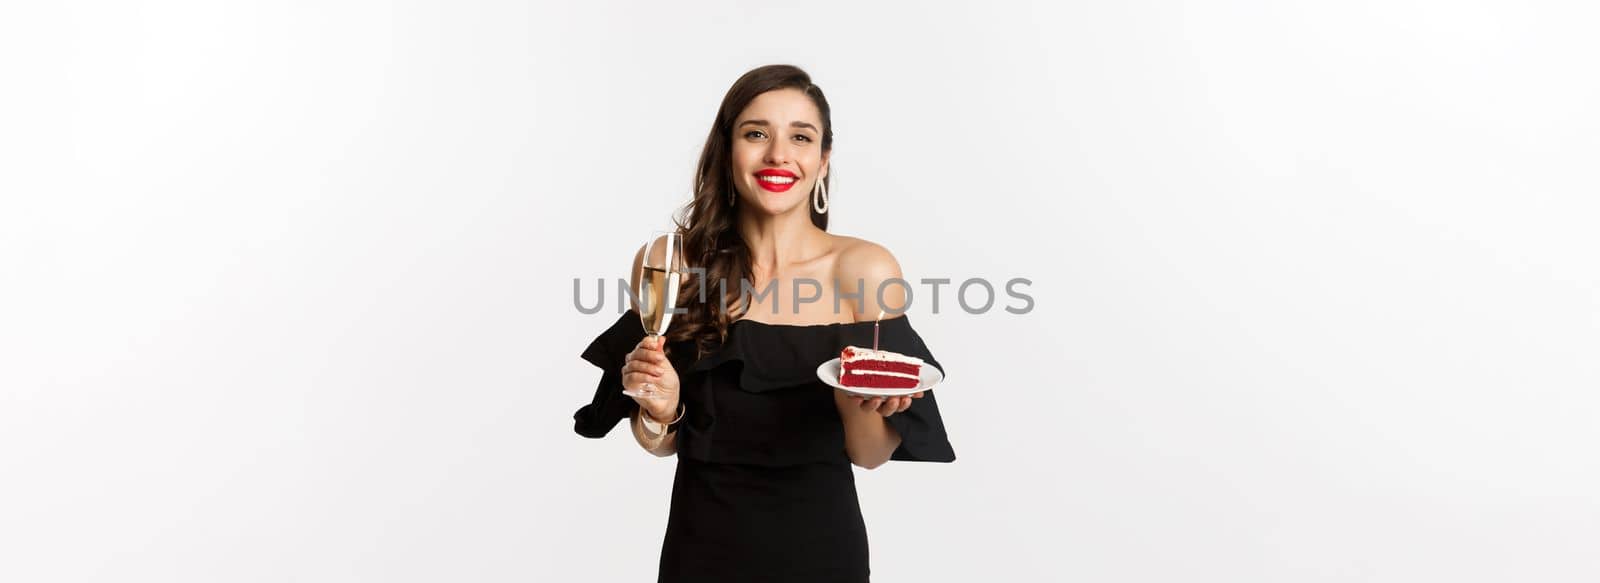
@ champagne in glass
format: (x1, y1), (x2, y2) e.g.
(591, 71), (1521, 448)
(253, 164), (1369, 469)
(625, 231), (685, 399)
(638, 265), (681, 335)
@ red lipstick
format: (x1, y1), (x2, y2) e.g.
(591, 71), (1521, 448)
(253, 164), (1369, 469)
(754, 168), (798, 193)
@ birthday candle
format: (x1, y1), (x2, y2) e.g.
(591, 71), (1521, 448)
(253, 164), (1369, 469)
(873, 309), (883, 350)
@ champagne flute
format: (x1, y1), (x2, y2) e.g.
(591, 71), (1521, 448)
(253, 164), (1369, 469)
(625, 230), (685, 399)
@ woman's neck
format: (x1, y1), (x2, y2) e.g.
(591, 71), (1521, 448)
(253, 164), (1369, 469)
(737, 206), (826, 278)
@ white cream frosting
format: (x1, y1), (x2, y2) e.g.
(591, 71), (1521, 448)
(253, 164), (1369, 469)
(841, 369), (920, 380)
(841, 345), (925, 366)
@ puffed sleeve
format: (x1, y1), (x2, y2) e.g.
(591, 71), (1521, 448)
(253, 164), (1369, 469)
(572, 310), (646, 438)
(887, 389), (956, 463)
(840, 315), (957, 463)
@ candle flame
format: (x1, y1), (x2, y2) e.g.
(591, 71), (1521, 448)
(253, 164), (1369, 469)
(873, 310), (883, 350)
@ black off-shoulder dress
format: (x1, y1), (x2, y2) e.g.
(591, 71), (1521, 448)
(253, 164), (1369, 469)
(573, 310), (956, 583)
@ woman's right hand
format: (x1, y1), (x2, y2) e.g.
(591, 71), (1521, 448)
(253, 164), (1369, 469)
(622, 335), (681, 422)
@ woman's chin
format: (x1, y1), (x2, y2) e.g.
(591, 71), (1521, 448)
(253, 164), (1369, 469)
(761, 201), (808, 216)
(739, 195), (801, 215)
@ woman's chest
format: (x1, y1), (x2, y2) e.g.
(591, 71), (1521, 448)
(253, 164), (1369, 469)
(738, 269), (862, 326)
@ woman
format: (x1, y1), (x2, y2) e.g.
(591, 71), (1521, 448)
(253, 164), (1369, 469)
(573, 64), (955, 583)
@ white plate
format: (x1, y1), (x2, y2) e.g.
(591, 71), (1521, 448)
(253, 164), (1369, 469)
(816, 358), (943, 397)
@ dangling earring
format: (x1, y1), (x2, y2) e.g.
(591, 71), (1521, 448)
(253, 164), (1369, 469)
(812, 176), (829, 214)
(728, 189), (736, 207)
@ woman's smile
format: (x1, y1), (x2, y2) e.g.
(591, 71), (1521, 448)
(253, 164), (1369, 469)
(755, 168), (798, 193)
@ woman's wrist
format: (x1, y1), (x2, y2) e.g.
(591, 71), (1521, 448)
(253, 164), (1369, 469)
(643, 400), (685, 427)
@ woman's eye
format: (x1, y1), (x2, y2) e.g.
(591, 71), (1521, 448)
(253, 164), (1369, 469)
(743, 130), (811, 143)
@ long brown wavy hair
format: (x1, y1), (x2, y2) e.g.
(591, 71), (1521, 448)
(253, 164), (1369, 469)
(664, 64), (834, 359)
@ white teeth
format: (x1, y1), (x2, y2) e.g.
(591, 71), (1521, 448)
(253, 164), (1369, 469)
(758, 175), (795, 184)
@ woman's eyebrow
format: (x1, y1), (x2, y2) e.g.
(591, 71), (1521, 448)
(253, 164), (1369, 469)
(737, 119), (819, 132)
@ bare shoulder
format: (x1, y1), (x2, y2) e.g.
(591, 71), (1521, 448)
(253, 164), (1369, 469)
(828, 234), (905, 320)
(832, 235), (902, 280)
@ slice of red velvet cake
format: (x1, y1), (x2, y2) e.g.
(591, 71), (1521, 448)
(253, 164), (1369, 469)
(839, 346), (924, 389)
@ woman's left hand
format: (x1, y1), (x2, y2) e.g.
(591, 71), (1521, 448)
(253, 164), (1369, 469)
(844, 391), (924, 417)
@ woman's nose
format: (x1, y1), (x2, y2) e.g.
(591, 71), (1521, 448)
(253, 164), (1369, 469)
(764, 142), (788, 165)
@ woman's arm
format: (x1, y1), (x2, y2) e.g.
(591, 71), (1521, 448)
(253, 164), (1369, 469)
(832, 240), (911, 469)
(622, 241), (684, 457)
(835, 389), (902, 469)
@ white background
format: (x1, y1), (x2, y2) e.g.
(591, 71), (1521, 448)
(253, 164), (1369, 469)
(3, 1), (1597, 581)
